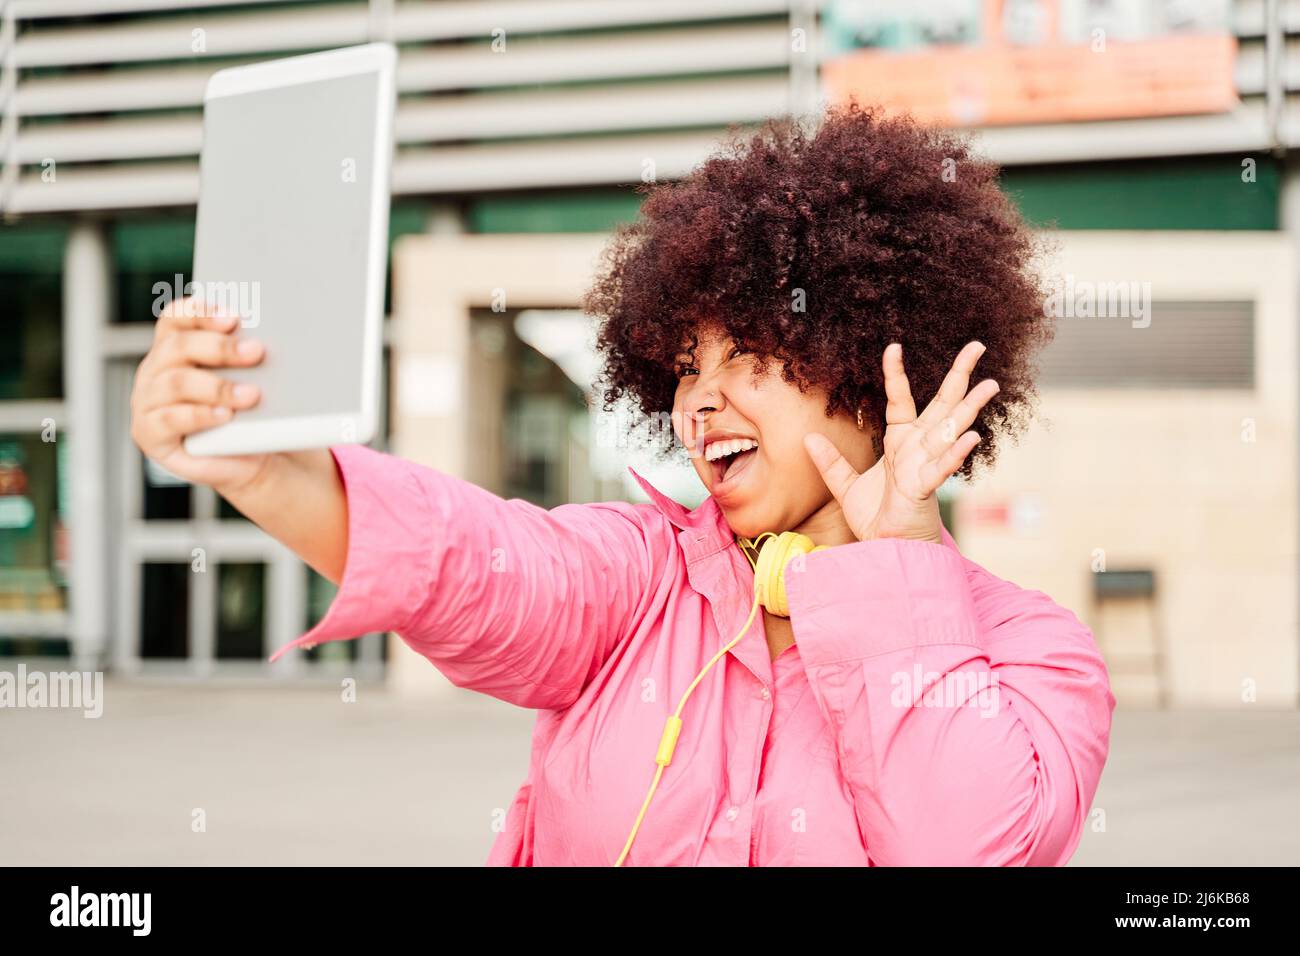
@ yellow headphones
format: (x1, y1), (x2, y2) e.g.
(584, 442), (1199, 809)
(613, 531), (825, 866)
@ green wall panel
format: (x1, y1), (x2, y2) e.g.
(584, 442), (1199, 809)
(467, 156), (1279, 236)
(1001, 155), (1279, 231)
(470, 191), (643, 233)
(0, 223), (68, 274)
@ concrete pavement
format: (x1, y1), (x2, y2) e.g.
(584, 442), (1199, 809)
(2, 680), (1296, 866)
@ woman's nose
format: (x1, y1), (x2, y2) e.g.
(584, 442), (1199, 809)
(686, 371), (725, 416)
(676, 377), (724, 455)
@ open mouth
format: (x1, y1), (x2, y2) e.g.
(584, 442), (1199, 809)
(704, 438), (759, 487)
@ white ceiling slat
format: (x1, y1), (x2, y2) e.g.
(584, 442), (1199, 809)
(12, 22), (791, 117)
(396, 76), (790, 142)
(10, 0), (290, 19)
(5, 128), (748, 212)
(16, 114), (202, 163)
(1233, 0), (1300, 36)
(8, 160), (201, 213)
(11, 0), (790, 68)
(392, 22), (791, 92)
(12, 75), (790, 164)
(12, 4), (372, 68)
(12, 95), (1293, 214)
(389, 0), (792, 43)
(0, 0), (800, 214)
(6, 0), (1300, 217)
(16, 64), (231, 116)
(1235, 38), (1300, 94)
(11, 38), (1287, 127)
(391, 129), (753, 193)
(966, 101), (1275, 166)
(11, 97), (1282, 192)
(9, 0), (789, 26)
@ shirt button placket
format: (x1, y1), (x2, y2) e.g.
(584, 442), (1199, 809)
(730, 680), (770, 864)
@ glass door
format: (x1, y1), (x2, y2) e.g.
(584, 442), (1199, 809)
(105, 357), (386, 680)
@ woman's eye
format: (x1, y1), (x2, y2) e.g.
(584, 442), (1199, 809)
(675, 363), (698, 378)
(727, 347), (747, 362)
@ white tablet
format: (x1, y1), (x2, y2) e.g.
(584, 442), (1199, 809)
(183, 42), (396, 457)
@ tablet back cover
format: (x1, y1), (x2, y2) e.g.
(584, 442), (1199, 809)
(186, 46), (393, 454)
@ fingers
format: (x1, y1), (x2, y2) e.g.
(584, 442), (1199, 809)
(803, 432), (860, 504)
(915, 341), (986, 431)
(136, 366), (261, 416)
(139, 296), (262, 393)
(882, 342), (917, 425)
(918, 377), (999, 458)
(151, 329), (264, 370)
(915, 377), (999, 492)
(131, 296), (265, 460)
(920, 430), (982, 491)
(156, 295), (240, 336)
(131, 402), (235, 451)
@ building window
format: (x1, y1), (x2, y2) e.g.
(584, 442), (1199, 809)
(216, 563), (265, 660)
(140, 563), (188, 659)
(143, 455), (191, 520)
(0, 433), (66, 618)
(0, 274), (63, 400)
(302, 568), (362, 663)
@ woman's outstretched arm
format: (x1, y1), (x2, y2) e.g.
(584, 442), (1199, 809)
(219, 448), (350, 582)
(131, 297), (664, 710)
(263, 443), (669, 711)
(786, 536), (1115, 866)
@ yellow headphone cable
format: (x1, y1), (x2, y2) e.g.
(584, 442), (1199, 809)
(612, 531), (825, 866)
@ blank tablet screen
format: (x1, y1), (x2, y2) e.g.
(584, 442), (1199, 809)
(192, 68), (384, 424)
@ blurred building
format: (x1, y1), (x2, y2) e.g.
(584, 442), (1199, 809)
(0, 0), (1295, 707)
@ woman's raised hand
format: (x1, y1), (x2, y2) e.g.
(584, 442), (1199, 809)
(803, 341), (998, 544)
(129, 296), (271, 494)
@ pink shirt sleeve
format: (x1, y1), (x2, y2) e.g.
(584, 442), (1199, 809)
(785, 532), (1115, 866)
(279, 443), (665, 710)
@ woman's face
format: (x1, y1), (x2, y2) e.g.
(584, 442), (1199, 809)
(670, 326), (875, 542)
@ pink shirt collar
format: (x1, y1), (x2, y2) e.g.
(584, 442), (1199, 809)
(625, 466), (736, 551)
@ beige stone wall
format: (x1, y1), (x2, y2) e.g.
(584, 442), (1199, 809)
(386, 234), (608, 697)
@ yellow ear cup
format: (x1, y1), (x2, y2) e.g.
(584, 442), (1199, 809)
(752, 531), (825, 617)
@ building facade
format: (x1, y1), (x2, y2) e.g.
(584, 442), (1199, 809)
(1, 0), (1296, 706)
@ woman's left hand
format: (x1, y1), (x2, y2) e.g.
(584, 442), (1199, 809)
(803, 341), (999, 544)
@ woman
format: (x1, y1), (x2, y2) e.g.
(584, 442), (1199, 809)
(130, 103), (1114, 866)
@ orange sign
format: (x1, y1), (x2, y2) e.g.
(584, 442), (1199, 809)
(823, 33), (1239, 127)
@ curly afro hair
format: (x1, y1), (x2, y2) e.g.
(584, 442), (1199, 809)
(582, 101), (1054, 479)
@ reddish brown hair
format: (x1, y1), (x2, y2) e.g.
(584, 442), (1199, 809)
(583, 101), (1053, 478)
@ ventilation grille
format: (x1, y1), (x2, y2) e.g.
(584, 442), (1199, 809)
(0, 0), (803, 214)
(1038, 300), (1254, 388)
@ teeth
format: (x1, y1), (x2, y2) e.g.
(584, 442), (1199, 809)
(704, 438), (758, 462)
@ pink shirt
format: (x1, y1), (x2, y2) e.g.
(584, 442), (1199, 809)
(269, 444), (1115, 866)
